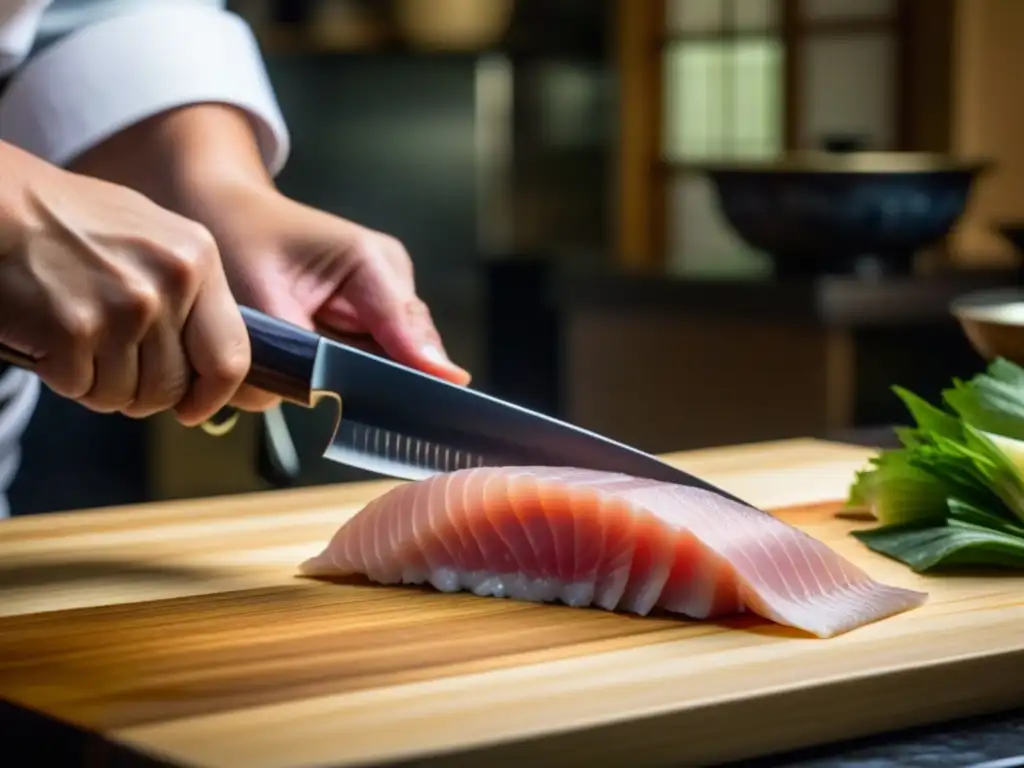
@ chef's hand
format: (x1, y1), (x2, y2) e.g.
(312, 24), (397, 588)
(72, 104), (471, 413)
(192, 185), (471, 411)
(0, 140), (249, 425)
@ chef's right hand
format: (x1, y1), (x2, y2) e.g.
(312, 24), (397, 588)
(0, 141), (250, 426)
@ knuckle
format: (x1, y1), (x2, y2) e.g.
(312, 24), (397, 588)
(381, 233), (413, 269)
(404, 295), (433, 324)
(119, 279), (162, 326)
(392, 249), (414, 273)
(212, 345), (250, 385)
(373, 232), (415, 278)
(164, 223), (218, 291)
(345, 238), (373, 263)
(59, 303), (101, 342)
(197, 332), (250, 389)
(186, 221), (218, 256)
(379, 232), (405, 252)
(133, 371), (189, 418)
(77, 381), (125, 413)
(161, 373), (192, 410)
(351, 230), (398, 261)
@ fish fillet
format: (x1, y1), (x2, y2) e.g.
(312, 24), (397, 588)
(300, 467), (927, 637)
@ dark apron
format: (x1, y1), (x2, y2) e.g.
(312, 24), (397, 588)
(0, 74), (9, 382)
(0, 75), (20, 383)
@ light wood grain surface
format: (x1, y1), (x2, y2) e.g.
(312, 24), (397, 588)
(1, 438), (1022, 768)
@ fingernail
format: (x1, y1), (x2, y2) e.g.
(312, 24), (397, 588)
(421, 343), (470, 378)
(420, 343), (452, 366)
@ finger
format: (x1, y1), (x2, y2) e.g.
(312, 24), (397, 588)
(174, 270), (251, 427)
(34, 305), (98, 401)
(81, 315), (144, 413)
(82, 344), (140, 413)
(362, 239), (470, 384)
(79, 280), (161, 413)
(123, 318), (190, 419)
(321, 269), (470, 385)
(34, 340), (95, 401)
(377, 300), (471, 386)
(0, 267), (67, 382)
(228, 382), (279, 413)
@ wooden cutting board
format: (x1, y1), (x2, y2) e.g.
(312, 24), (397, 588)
(1, 438), (1022, 768)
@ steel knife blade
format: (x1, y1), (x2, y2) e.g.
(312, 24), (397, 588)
(240, 306), (756, 507)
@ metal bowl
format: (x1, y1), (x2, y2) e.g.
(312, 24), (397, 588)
(951, 287), (1024, 366)
(699, 152), (992, 277)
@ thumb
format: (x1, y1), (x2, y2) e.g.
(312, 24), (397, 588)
(372, 306), (471, 386)
(250, 288), (316, 331)
(323, 264), (471, 386)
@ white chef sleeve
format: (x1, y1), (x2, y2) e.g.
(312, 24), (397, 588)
(0, 0), (290, 175)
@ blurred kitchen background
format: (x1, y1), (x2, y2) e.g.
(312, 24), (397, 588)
(11, 0), (1024, 513)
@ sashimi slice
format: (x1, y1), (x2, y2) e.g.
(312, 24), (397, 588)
(300, 467), (927, 638)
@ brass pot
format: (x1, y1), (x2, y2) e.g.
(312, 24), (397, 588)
(393, 0), (514, 50)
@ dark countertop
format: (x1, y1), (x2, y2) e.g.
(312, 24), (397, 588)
(3, 698), (1022, 767)
(745, 709), (1024, 768)
(492, 257), (1024, 328)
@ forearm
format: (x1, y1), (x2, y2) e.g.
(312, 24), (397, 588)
(0, 139), (69, 252)
(70, 104), (275, 216)
(0, 3), (289, 183)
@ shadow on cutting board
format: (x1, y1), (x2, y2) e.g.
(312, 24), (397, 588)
(0, 559), (217, 593)
(300, 572), (810, 640)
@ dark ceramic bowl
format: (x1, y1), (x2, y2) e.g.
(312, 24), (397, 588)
(699, 153), (992, 277)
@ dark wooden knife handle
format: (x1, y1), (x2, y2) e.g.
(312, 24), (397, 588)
(0, 342), (39, 370)
(0, 306), (322, 408)
(239, 305), (321, 407)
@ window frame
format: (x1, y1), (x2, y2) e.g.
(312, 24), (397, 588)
(615, 0), (923, 270)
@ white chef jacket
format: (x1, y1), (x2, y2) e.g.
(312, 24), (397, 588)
(0, 0), (291, 518)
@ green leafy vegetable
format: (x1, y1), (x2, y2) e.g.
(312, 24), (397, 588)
(941, 361), (1024, 440)
(852, 522), (1024, 572)
(893, 386), (962, 439)
(846, 357), (1024, 572)
(845, 449), (947, 526)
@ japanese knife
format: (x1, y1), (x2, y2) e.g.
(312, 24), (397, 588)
(0, 306), (754, 507)
(237, 307), (755, 506)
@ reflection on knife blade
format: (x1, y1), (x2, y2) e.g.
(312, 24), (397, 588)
(326, 420), (487, 480)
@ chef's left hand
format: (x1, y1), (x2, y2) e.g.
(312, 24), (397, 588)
(71, 105), (471, 413)
(183, 182), (471, 411)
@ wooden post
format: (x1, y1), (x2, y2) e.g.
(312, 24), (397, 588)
(614, 0), (666, 270)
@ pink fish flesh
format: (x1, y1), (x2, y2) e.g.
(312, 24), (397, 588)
(300, 467), (927, 637)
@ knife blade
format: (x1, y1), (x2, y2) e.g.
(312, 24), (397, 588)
(238, 307), (757, 507)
